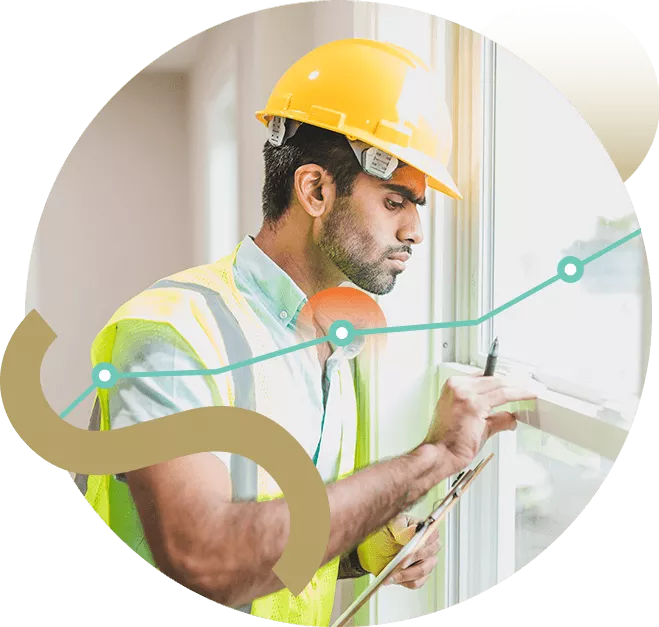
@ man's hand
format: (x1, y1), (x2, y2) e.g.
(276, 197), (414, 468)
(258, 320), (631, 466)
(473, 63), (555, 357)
(357, 514), (441, 591)
(425, 374), (537, 476)
(382, 527), (440, 590)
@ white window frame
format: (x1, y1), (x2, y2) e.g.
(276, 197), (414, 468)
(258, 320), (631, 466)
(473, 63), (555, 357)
(444, 25), (508, 606)
(350, 4), (460, 623)
(466, 37), (650, 412)
(445, 32), (639, 604)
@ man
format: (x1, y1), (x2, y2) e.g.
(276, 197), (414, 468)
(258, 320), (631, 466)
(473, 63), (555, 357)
(80, 38), (535, 625)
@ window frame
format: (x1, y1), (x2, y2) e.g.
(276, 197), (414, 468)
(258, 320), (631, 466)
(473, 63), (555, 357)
(453, 33), (643, 433)
(350, 4), (460, 623)
(464, 39), (645, 416)
(446, 32), (638, 603)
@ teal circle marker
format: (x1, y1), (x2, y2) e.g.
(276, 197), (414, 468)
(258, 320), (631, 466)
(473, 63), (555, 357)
(557, 256), (585, 283)
(329, 320), (356, 347)
(92, 362), (119, 389)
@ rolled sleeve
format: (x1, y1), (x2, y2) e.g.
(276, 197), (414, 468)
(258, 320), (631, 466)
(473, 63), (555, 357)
(108, 320), (232, 471)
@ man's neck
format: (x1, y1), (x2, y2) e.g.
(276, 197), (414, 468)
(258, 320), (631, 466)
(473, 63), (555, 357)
(252, 217), (344, 299)
(253, 215), (348, 360)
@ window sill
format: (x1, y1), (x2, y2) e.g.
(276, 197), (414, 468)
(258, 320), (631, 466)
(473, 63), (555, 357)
(470, 351), (639, 413)
(438, 362), (628, 460)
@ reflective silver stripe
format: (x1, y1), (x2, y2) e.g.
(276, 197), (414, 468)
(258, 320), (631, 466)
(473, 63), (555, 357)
(73, 396), (102, 494)
(149, 280), (255, 413)
(149, 279), (258, 615)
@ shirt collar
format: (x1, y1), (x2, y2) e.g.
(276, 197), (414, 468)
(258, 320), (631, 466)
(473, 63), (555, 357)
(233, 235), (307, 328)
(233, 236), (366, 359)
(340, 334), (366, 359)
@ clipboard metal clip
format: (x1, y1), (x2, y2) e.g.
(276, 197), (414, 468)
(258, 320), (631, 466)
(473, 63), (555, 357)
(428, 465), (475, 522)
(425, 454), (493, 526)
(438, 470), (467, 505)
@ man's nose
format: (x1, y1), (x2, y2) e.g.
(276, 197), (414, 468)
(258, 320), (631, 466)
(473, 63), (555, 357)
(397, 206), (424, 246)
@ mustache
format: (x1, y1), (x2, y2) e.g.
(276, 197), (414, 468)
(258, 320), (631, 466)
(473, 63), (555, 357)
(382, 245), (413, 259)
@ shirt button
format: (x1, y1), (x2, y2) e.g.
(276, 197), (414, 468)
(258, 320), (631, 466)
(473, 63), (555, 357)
(279, 311), (288, 320)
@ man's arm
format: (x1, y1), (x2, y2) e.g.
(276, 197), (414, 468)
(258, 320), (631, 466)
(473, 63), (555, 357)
(110, 324), (426, 605)
(110, 324), (440, 606)
(126, 439), (448, 608)
(112, 320), (536, 608)
(127, 369), (536, 608)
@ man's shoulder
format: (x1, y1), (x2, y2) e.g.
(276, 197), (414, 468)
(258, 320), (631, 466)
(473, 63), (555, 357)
(109, 260), (233, 324)
(147, 259), (230, 295)
(99, 256), (243, 362)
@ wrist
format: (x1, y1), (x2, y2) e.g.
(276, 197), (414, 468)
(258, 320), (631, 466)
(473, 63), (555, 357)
(338, 547), (369, 579)
(410, 441), (458, 489)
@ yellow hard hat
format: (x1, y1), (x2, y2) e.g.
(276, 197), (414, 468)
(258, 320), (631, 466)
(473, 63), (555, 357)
(256, 38), (462, 200)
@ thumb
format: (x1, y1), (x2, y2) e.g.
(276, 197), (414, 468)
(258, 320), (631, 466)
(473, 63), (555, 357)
(486, 411), (517, 437)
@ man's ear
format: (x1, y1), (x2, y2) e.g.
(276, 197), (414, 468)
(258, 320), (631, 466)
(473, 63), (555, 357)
(293, 164), (336, 218)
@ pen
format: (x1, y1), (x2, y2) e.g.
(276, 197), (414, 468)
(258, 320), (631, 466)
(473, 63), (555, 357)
(484, 337), (499, 376)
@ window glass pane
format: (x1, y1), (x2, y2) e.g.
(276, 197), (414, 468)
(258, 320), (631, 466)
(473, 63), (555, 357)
(490, 46), (644, 408)
(515, 423), (613, 570)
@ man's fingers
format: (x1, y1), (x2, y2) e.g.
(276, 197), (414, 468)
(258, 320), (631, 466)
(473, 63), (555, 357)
(405, 541), (439, 568)
(468, 371), (504, 380)
(401, 575), (432, 590)
(391, 556), (438, 585)
(486, 411), (517, 436)
(426, 529), (440, 547)
(399, 553), (418, 570)
(467, 374), (539, 398)
(399, 540), (440, 569)
(400, 529), (441, 563)
(469, 374), (507, 392)
(485, 385), (536, 409)
(418, 533), (441, 558)
(418, 529), (440, 550)
(385, 540), (442, 585)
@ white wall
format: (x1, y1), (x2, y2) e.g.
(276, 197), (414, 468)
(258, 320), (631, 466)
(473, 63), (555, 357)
(30, 72), (192, 428)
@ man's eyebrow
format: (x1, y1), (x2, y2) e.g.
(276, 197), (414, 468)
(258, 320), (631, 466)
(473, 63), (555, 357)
(383, 183), (427, 207)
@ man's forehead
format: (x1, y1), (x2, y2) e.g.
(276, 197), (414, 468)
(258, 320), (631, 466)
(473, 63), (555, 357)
(391, 165), (427, 187)
(387, 165), (428, 204)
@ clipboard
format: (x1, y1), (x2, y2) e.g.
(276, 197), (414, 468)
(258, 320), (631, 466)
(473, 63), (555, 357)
(330, 454), (494, 627)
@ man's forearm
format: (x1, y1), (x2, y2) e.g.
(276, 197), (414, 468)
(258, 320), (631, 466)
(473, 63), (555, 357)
(156, 442), (452, 607)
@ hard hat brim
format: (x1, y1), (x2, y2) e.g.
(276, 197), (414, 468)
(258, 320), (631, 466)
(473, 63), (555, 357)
(397, 144), (463, 201)
(256, 111), (463, 201)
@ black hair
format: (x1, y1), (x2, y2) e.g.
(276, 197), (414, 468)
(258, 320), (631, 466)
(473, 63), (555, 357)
(261, 123), (363, 224)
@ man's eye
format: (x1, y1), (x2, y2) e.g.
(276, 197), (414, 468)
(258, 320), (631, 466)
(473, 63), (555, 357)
(386, 199), (404, 210)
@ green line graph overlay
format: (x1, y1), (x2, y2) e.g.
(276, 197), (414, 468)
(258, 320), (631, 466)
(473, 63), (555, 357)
(60, 228), (642, 419)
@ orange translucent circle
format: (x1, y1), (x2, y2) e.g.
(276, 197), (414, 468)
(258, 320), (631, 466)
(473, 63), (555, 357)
(296, 286), (387, 350)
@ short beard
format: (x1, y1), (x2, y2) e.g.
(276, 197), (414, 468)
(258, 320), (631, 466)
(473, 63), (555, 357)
(317, 197), (404, 295)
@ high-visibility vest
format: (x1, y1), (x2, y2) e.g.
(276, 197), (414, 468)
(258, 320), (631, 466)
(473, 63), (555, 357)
(75, 244), (371, 626)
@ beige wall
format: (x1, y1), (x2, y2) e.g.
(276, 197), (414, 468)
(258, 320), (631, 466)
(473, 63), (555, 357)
(30, 72), (192, 427)
(25, 0), (358, 448)
(189, 12), (261, 265)
(188, 3), (355, 266)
